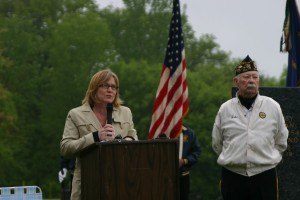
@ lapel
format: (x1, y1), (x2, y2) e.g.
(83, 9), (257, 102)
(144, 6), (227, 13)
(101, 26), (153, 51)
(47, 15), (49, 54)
(112, 106), (120, 124)
(248, 94), (263, 127)
(80, 103), (101, 131)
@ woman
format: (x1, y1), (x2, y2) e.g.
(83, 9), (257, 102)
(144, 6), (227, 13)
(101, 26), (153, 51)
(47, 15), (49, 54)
(60, 69), (138, 200)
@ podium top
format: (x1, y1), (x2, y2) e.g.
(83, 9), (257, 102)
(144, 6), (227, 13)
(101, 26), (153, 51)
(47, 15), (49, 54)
(79, 139), (178, 155)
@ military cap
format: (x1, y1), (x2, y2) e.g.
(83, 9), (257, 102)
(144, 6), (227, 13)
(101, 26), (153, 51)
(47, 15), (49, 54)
(235, 55), (258, 76)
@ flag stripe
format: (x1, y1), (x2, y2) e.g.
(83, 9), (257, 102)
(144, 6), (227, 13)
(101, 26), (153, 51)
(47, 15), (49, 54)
(148, 0), (189, 139)
(149, 65), (187, 138)
(150, 57), (186, 138)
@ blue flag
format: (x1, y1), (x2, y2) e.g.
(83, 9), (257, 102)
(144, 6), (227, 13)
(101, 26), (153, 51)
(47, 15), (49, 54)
(281, 0), (300, 87)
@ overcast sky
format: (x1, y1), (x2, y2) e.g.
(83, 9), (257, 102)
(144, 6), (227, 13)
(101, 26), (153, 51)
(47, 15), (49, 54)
(96, 0), (299, 78)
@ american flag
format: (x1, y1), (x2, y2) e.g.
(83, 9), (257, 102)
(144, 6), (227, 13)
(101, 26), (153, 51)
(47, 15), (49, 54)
(148, 0), (188, 139)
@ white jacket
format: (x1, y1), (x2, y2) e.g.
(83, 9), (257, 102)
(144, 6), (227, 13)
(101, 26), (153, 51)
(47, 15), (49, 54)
(212, 94), (288, 176)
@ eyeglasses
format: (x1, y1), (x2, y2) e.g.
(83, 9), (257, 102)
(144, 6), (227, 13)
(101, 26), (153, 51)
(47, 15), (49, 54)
(99, 83), (118, 91)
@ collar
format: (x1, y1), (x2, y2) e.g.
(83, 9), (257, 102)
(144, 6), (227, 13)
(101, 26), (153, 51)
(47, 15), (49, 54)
(234, 93), (263, 110)
(238, 94), (257, 109)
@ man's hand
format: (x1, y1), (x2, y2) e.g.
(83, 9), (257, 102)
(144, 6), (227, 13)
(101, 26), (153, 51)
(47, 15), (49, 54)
(179, 158), (188, 168)
(58, 168), (67, 183)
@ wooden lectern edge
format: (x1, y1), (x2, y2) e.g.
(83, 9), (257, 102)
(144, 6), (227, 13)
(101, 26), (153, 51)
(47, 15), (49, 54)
(78, 139), (179, 156)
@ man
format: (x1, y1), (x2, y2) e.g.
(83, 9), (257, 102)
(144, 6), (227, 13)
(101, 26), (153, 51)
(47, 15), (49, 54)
(212, 55), (289, 200)
(179, 125), (201, 200)
(58, 157), (75, 200)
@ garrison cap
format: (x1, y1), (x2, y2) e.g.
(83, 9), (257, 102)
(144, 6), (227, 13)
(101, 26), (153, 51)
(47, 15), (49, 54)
(235, 55), (258, 76)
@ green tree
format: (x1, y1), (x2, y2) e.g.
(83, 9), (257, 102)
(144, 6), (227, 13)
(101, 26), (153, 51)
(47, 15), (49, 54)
(110, 61), (161, 139)
(186, 34), (231, 70)
(0, 12), (52, 188)
(0, 0), (113, 197)
(0, 51), (20, 185)
(100, 0), (196, 65)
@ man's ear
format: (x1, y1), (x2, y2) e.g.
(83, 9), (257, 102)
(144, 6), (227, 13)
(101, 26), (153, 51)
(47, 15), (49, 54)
(233, 77), (238, 87)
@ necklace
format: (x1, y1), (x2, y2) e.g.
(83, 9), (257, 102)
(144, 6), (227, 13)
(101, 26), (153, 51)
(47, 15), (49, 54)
(93, 108), (107, 126)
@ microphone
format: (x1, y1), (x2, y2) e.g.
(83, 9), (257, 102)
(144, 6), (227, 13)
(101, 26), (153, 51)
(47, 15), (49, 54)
(156, 133), (169, 139)
(115, 134), (123, 140)
(106, 103), (113, 124)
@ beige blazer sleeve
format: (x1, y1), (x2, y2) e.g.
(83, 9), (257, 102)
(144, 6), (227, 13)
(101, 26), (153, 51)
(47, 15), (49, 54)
(60, 104), (98, 158)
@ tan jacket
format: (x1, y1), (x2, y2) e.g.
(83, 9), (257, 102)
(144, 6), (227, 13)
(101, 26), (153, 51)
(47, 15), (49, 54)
(60, 103), (138, 200)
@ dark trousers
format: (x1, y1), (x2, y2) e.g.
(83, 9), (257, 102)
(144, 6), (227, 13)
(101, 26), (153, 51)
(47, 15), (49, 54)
(180, 174), (190, 200)
(61, 174), (73, 200)
(221, 167), (278, 200)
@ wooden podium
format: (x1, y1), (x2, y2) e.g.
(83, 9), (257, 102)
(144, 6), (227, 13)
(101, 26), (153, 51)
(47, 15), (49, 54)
(80, 139), (179, 200)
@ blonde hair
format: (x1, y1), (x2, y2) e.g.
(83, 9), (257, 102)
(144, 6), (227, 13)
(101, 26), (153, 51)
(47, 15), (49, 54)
(82, 69), (123, 107)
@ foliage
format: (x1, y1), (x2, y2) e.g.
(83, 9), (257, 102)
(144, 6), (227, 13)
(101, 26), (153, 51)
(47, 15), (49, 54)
(0, 84), (20, 185)
(110, 61), (161, 139)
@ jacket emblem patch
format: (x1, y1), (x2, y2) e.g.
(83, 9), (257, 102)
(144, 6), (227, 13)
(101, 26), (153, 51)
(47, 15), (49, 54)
(183, 135), (189, 142)
(259, 112), (266, 119)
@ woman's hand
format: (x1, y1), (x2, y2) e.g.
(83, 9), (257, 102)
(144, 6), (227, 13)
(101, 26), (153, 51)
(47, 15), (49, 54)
(99, 124), (115, 141)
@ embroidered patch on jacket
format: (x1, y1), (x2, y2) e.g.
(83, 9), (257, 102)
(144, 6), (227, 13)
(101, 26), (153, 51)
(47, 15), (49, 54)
(259, 112), (266, 119)
(183, 135), (189, 142)
(86, 124), (91, 131)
